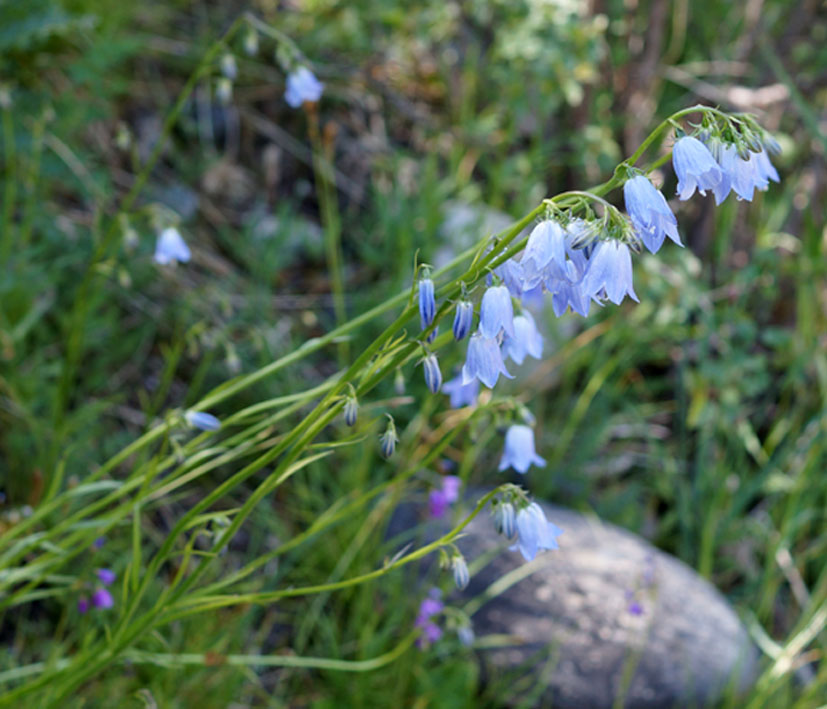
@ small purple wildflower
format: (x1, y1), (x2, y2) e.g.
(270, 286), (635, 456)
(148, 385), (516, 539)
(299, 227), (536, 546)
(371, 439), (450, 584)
(498, 425), (546, 474)
(415, 590), (444, 648)
(91, 588), (114, 609)
(78, 597), (90, 614)
(93, 537), (106, 550)
(428, 475), (461, 519)
(95, 568), (116, 586)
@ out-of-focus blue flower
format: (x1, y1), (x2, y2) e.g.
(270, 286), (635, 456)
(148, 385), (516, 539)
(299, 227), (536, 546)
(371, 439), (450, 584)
(521, 283), (545, 310)
(672, 136), (723, 200)
(422, 353), (442, 393)
(284, 66), (323, 108)
(452, 555), (470, 590)
(494, 258), (525, 298)
(498, 424), (546, 474)
(343, 396), (358, 426)
(504, 311), (543, 365)
(461, 332), (513, 389)
(93, 537), (106, 550)
(493, 500), (516, 538)
(418, 277), (436, 330)
(512, 502), (562, 561)
(91, 588), (114, 609)
(95, 568), (116, 586)
(522, 220), (567, 289)
(581, 240), (639, 306)
(78, 597), (90, 614)
(453, 300), (473, 341)
(154, 227), (191, 265)
(549, 280), (591, 318)
(220, 53), (238, 80)
(623, 175), (681, 254)
(457, 624), (475, 647)
(243, 28), (259, 57)
(415, 589), (444, 648)
(185, 411), (221, 431)
(429, 475), (461, 518)
(443, 374), (480, 408)
(479, 285), (515, 339)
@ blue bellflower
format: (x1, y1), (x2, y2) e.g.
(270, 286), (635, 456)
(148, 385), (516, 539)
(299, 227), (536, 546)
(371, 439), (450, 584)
(185, 410), (221, 431)
(493, 258), (525, 298)
(672, 136), (723, 200)
(284, 67), (324, 108)
(623, 175), (681, 254)
(512, 502), (563, 562)
(422, 353), (442, 393)
(452, 300), (473, 341)
(154, 227), (191, 265)
(418, 277), (436, 330)
(498, 424), (546, 474)
(443, 374), (480, 408)
(479, 285), (515, 339)
(461, 332), (513, 389)
(581, 240), (639, 305)
(504, 312), (543, 365)
(521, 220), (567, 289)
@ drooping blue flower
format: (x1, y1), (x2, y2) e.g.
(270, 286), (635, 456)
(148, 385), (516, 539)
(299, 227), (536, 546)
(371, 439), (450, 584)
(493, 258), (525, 298)
(453, 300), (473, 341)
(623, 175), (681, 254)
(452, 555), (470, 590)
(461, 332), (513, 389)
(504, 311), (543, 365)
(154, 227), (191, 265)
(284, 66), (324, 108)
(521, 220), (567, 289)
(581, 240), (639, 306)
(549, 279), (592, 318)
(753, 148), (780, 187)
(185, 410), (221, 431)
(493, 500), (516, 538)
(479, 285), (515, 339)
(512, 502), (562, 562)
(422, 353), (442, 393)
(498, 424), (546, 474)
(672, 136), (723, 200)
(418, 277), (436, 330)
(443, 374), (480, 408)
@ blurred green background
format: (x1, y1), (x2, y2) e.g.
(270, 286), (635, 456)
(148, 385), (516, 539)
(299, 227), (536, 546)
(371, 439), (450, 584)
(0, 0), (825, 706)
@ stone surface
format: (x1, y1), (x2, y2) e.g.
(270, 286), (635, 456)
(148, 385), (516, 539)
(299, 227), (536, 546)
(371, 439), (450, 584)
(393, 496), (759, 708)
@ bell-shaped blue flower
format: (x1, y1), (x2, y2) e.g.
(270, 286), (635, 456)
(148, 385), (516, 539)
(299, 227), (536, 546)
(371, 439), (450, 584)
(504, 312), (543, 364)
(498, 424), (546, 474)
(672, 136), (723, 200)
(154, 227), (191, 265)
(452, 300), (473, 341)
(418, 277), (436, 330)
(422, 353), (442, 393)
(623, 175), (681, 254)
(493, 258), (525, 298)
(512, 502), (562, 562)
(185, 410), (220, 431)
(479, 285), (515, 339)
(443, 374), (480, 408)
(461, 332), (513, 389)
(549, 279), (591, 318)
(284, 66), (324, 108)
(581, 240), (639, 305)
(521, 220), (567, 289)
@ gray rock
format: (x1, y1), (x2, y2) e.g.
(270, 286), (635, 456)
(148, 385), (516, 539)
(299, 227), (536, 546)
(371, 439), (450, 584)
(396, 497), (758, 708)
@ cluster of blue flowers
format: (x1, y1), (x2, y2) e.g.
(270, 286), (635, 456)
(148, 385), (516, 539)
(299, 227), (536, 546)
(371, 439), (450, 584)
(407, 115), (781, 582)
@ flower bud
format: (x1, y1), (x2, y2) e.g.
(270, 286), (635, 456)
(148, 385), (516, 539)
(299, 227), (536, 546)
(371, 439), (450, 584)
(452, 300), (473, 341)
(343, 396), (358, 426)
(452, 555), (470, 590)
(185, 411), (221, 431)
(380, 419), (398, 458)
(243, 28), (259, 57)
(220, 53), (238, 80)
(423, 353), (442, 393)
(494, 501), (516, 539)
(418, 277), (435, 329)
